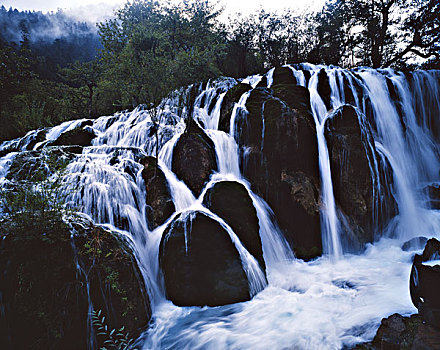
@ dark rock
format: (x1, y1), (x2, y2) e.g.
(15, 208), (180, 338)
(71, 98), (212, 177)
(325, 105), (396, 250)
(140, 156), (175, 229)
(203, 181), (265, 270)
(218, 83), (252, 133)
(159, 211), (251, 306)
(256, 76), (268, 88)
(242, 85), (322, 260)
(424, 184), (440, 210)
(272, 84), (313, 120)
(0, 213), (150, 349)
(410, 238), (440, 330)
(356, 313), (440, 349)
(6, 148), (75, 182)
(52, 127), (96, 147)
(25, 128), (48, 150)
(402, 237), (429, 251)
(272, 66), (297, 86)
(172, 119), (218, 197)
(317, 68), (332, 110)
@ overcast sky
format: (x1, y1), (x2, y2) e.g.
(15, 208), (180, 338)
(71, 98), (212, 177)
(2, 0), (327, 21)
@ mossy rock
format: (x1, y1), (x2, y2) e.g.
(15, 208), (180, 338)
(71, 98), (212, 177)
(140, 156), (175, 229)
(203, 181), (265, 271)
(159, 211), (251, 306)
(354, 313), (440, 350)
(325, 105), (396, 249)
(317, 68), (331, 110)
(0, 213), (150, 349)
(240, 84), (322, 260)
(256, 76), (268, 88)
(172, 119), (218, 197)
(218, 82), (252, 133)
(272, 84), (314, 125)
(272, 66), (297, 86)
(6, 148), (74, 182)
(52, 127), (96, 147)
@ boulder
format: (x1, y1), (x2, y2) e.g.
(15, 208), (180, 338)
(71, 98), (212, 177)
(52, 127), (96, 147)
(256, 76), (268, 88)
(402, 237), (429, 251)
(355, 313), (440, 349)
(241, 85), (322, 260)
(272, 84), (314, 120)
(203, 181), (265, 270)
(0, 213), (150, 349)
(159, 211), (250, 306)
(218, 82), (252, 133)
(410, 238), (440, 329)
(172, 118), (218, 197)
(317, 68), (332, 110)
(25, 128), (48, 150)
(325, 105), (396, 250)
(272, 66), (297, 86)
(140, 156), (175, 229)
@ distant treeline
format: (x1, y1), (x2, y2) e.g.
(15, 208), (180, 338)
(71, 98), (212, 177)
(0, 0), (439, 142)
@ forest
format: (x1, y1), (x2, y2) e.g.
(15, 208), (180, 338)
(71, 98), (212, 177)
(0, 0), (439, 142)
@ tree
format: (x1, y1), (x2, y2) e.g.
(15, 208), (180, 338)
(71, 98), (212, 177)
(59, 60), (101, 118)
(385, 0), (440, 67)
(97, 0), (225, 110)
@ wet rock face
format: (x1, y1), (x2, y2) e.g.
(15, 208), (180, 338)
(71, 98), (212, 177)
(272, 66), (298, 86)
(0, 214), (150, 349)
(218, 82), (252, 133)
(359, 313), (440, 350)
(424, 183), (440, 209)
(410, 238), (440, 330)
(52, 127), (96, 147)
(172, 119), (218, 197)
(5, 148), (75, 182)
(317, 68), (332, 110)
(159, 211), (251, 307)
(203, 181), (265, 271)
(140, 156), (175, 229)
(240, 84), (322, 260)
(325, 105), (396, 250)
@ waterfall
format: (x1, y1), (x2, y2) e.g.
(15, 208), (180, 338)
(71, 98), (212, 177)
(302, 69), (344, 258)
(2, 66), (440, 349)
(230, 90), (251, 139)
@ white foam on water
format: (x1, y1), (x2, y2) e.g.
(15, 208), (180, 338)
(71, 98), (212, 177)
(142, 239), (416, 349)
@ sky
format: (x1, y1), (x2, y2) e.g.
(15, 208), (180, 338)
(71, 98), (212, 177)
(1, 0), (327, 21)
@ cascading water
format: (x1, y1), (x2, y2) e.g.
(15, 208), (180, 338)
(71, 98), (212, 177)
(306, 71), (343, 258)
(1, 64), (440, 349)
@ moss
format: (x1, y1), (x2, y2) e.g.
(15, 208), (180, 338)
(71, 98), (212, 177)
(0, 213), (150, 349)
(272, 66), (297, 86)
(6, 147), (73, 182)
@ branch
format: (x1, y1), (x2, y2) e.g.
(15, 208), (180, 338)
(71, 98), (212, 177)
(408, 48), (440, 60)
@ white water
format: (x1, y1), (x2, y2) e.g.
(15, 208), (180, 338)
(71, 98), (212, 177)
(143, 240), (416, 349)
(306, 70), (343, 258)
(1, 68), (440, 349)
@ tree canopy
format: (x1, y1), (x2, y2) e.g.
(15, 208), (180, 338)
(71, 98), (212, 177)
(0, 0), (439, 142)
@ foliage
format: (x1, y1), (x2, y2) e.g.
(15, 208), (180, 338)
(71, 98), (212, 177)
(0, 148), (70, 225)
(91, 309), (135, 350)
(311, 0), (440, 68)
(97, 0), (224, 109)
(0, 0), (439, 143)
